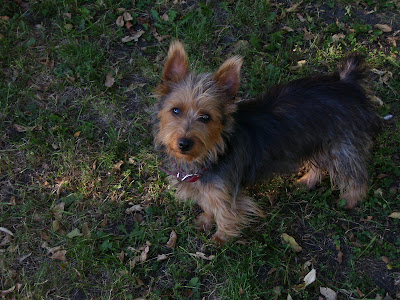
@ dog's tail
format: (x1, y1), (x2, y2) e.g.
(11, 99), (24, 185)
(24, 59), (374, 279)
(338, 53), (367, 83)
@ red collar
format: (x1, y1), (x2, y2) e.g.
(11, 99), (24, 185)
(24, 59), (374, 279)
(159, 164), (206, 183)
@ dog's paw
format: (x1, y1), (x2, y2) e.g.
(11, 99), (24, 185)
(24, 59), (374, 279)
(194, 212), (214, 232)
(211, 231), (231, 246)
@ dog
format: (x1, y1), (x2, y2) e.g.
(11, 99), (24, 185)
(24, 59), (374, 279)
(153, 41), (381, 244)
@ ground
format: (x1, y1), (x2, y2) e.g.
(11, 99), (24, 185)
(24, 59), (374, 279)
(0, 0), (399, 299)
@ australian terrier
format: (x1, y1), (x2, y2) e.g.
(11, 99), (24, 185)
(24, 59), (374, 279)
(153, 41), (381, 244)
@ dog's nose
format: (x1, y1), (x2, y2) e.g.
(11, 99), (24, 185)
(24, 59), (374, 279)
(178, 138), (194, 152)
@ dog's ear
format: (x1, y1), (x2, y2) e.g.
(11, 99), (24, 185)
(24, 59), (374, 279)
(162, 41), (189, 83)
(214, 56), (243, 98)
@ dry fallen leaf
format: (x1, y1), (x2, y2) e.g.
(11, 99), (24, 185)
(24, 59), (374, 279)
(52, 202), (65, 220)
(297, 13), (306, 22)
(337, 250), (343, 264)
(121, 30), (144, 43)
(356, 287), (364, 298)
(118, 250), (125, 262)
(165, 230), (178, 249)
(161, 13), (169, 21)
(1, 285), (16, 297)
(116, 15), (124, 27)
(140, 245), (150, 262)
(281, 233), (302, 252)
(320, 287), (337, 300)
(50, 250), (67, 261)
(112, 160), (124, 173)
(286, 1), (303, 13)
(104, 72), (115, 88)
(125, 21), (133, 30)
(13, 124), (42, 132)
(157, 254), (168, 261)
(82, 222), (91, 237)
(67, 228), (82, 239)
(0, 227), (14, 236)
(74, 131), (81, 137)
(332, 33), (345, 43)
(388, 212), (400, 219)
(293, 268), (316, 291)
(303, 28), (315, 40)
(282, 26), (294, 32)
(304, 268), (316, 286)
(374, 24), (392, 32)
(52, 220), (61, 232)
(125, 204), (144, 214)
(189, 252), (215, 261)
(0, 234), (12, 246)
(123, 12), (133, 21)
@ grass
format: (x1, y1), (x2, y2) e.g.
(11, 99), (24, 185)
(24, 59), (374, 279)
(1, 0), (399, 298)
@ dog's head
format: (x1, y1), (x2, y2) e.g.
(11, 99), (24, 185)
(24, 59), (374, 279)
(154, 41), (242, 165)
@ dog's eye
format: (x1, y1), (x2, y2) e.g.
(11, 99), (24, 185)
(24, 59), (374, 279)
(199, 114), (211, 123)
(171, 107), (181, 116)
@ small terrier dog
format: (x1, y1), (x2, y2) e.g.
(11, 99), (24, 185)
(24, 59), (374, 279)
(154, 41), (381, 244)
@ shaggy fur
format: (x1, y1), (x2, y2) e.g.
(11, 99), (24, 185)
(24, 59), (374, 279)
(153, 41), (381, 244)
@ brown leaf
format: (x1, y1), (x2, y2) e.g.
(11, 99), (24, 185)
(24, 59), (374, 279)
(165, 230), (178, 249)
(157, 254), (169, 261)
(50, 250), (67, 261)
(53, 202), (65, 220)
(13, 124), (28, 132)
(189, 252), (215, 260)
(125, 204), (144, 214)
(267, 267), (277, 275)
(123, 12), (133, 21)
(374, 24), (392, 32)
(303, 28), (314, 40)
(286, 1), (303, 13)
(332, 33), (345, 43)
(125, 21), (133, 29)
(9, 196), (16, 206)
(118, 250), (125, 262)
(282, 26), (294, 32)
(137, 16), (149, 25)
(161, 13), (169, 21)
(355, 287), (364, 298)
(116, 15), (124, 27)
(297, 13), (306, 22)
(52, 220), (61, 232)
(100, 215), (108, 227)
(0, 234), (12, 246)
(82, 222), (91, 237)
(121, 30), (144, 43)
(112, 160), (124, 173)
(140, 245), (150, 262)
(337, 250), (343, 264)
(1, 286), (16, 297)
(104, 72), (115, 88)
(74, 131), (81, 137)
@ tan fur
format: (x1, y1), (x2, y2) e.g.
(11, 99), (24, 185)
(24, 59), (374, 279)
(174, 179), (264, 243)
(297, 164), (323, 190)
(214, 56), (243, 97)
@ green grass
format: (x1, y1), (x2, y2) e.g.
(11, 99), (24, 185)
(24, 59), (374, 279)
(1, 0), (399, 298)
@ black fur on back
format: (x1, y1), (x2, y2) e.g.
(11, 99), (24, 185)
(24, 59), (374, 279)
(201, 55), (382, 190)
